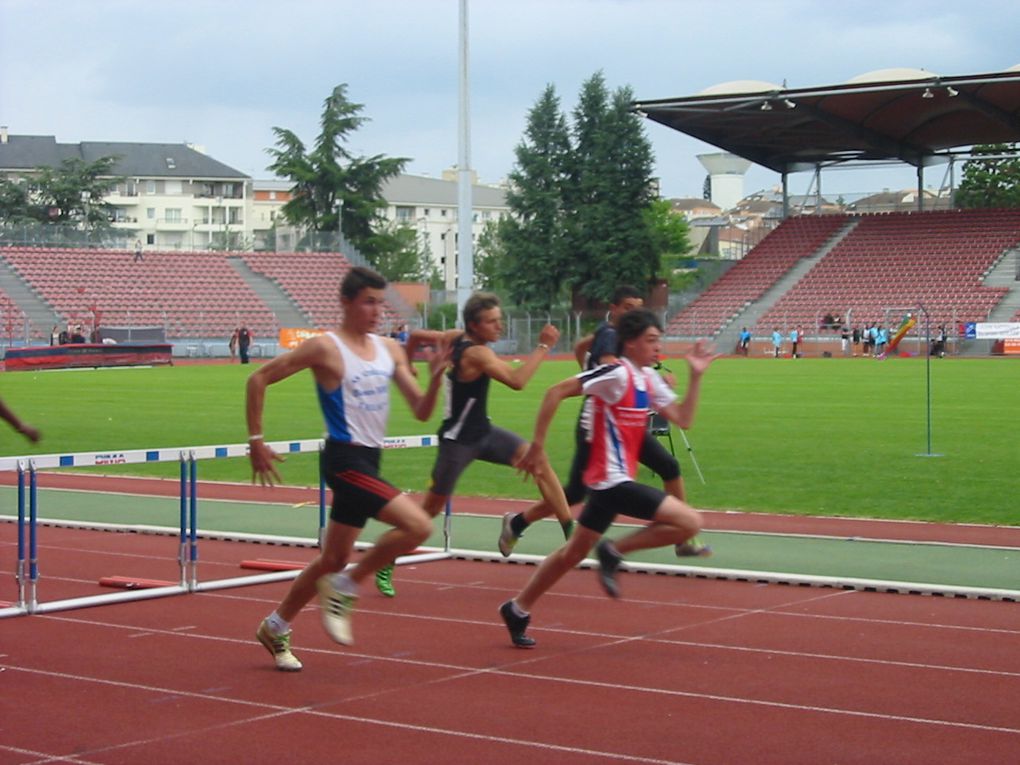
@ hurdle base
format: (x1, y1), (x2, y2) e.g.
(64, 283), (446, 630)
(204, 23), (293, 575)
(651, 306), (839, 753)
(99, 575), (178, 590)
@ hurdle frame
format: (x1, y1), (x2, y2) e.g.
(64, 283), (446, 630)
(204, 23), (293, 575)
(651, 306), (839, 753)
(1, 435), (445, 618)
(4, 434), (1019, 620)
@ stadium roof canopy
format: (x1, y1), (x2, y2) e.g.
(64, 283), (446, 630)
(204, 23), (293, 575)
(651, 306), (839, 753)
(633, 68), (1020, 175)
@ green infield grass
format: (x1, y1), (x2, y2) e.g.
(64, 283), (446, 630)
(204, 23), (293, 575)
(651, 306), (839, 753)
(0, 356), (1016, 525)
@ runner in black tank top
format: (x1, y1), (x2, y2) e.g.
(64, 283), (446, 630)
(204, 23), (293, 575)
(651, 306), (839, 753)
(438, 333), (492, 443)
(364, 291), (572, 597)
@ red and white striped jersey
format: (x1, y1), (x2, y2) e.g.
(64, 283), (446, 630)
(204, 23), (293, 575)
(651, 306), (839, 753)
(580, 358), (677, 490)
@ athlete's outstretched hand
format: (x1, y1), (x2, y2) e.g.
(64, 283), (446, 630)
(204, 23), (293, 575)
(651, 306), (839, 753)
(249, 439), (285, 487)
(685, 340), (722, 376)
(514, 441), (546, 482)
(537, 323), (560, 350)
(423, 334), (452, 378)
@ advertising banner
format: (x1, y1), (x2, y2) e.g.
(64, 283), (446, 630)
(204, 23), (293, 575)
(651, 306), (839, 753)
(278, 328), (326, 350)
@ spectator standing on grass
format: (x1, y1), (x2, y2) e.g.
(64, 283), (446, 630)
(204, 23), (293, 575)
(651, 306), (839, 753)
(852, 326), (861, 356)
(249, 266), (448, 671)
(360, 292), (570, 598)
(738, 326), (751, 356)
(933, 325), (947, 358)
(772, 328), (783, 358)
(229, 329), (239, 362)
(498, 309), (719, 648)
(790, 327), (801, 358)
(874, 324), (887, 357)
(840, 325), (850, 356)
(237, 326), (252, 364)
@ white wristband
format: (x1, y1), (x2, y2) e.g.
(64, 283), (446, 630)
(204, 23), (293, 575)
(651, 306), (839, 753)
(248, 434), (264, 442)
(537, 343), (549, 351)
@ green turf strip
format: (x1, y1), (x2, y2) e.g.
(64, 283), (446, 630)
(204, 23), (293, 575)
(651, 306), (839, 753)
(4, 487), (1017, 592)
(2, 359), (1018, 525)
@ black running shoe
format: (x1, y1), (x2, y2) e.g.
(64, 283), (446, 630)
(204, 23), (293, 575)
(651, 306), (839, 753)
(499, 600), (536, 648)
(595, 539), (623, 598)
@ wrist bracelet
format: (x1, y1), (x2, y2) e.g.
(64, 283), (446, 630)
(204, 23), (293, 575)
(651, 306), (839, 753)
(248, 434), (264, 442)
(537, 343), (549, 351)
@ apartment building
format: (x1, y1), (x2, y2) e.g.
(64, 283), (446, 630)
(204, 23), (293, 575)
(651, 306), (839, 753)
(1, 133), (509, 286)
(0, 131), (251, 250)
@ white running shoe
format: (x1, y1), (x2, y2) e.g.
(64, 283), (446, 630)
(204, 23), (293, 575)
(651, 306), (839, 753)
(317, 575), (358, 646)
(498, 512), (519, 558)
(256, 618), (303, 672)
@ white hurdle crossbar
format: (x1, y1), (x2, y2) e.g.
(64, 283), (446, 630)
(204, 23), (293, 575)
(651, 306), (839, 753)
(0, 435), (439, 618)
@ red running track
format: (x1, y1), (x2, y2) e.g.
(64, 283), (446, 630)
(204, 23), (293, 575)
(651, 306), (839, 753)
(1, 526), (1018, 764)
(4, 470), (1019, 547)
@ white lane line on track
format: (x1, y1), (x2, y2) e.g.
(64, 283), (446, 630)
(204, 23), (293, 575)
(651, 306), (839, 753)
(196, 584), (1020, 657)
(2, 663), (694, 765)
(0, 742), (104, 764)
(296, 573), (1020, 637)
(18, 612), (1020, 735)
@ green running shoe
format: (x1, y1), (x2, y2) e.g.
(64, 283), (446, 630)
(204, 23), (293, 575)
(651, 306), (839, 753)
(375, 563), (396, 598)
(675, 536), (713, 557)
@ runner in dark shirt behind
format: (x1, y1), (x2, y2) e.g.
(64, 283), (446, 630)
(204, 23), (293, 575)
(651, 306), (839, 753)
(364, 291), (571, 597)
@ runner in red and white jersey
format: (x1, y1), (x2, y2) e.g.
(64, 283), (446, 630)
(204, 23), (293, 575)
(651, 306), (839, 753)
(498, 309), (720, 648)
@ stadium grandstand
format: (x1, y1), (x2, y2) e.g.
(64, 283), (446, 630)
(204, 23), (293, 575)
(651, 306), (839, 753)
(0, 247), (407, 348)
(668, 208), (1020, 341)
(638, 67), (1020, 352)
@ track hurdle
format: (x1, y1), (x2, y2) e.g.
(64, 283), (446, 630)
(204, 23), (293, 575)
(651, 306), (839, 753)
(0, 435), (440, 617)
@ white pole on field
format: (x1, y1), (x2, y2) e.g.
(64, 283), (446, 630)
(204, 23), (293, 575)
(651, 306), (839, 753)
(456, 0), (473, 326)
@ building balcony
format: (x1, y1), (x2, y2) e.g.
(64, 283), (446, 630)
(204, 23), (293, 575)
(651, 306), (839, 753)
(156, 218), (190, 231)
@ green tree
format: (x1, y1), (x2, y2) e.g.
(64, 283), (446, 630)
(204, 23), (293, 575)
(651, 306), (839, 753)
(491, 73), (664, 310)
(568, 75), (658, 303)
(644, 198), (693, 289)
(956, 143), (1020, 208)
(0, 177), (32, 222)
(368, 221), (429, 282)
(0, 156), (118, 229)
(473, 218), (509, 292)
(267, 84), (408, 263)
(497, 85), (574, 308)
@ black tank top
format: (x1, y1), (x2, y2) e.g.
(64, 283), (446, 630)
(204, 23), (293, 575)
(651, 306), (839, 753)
(438, 334), (491, 443)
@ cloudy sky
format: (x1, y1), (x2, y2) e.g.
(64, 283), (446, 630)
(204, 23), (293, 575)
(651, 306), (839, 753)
(2, 0), (1018, 200)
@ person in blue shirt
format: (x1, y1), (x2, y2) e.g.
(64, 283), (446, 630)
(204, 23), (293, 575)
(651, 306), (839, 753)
(771, 328), (783, 358)
(738, 327), (751, 356)
(789, 328), (800, 358)
(875, 324), (888, 357)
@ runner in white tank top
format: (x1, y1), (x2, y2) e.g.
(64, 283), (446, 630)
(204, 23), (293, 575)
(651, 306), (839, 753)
(317, 330), (394, 448)
(246, 266), (449, 668)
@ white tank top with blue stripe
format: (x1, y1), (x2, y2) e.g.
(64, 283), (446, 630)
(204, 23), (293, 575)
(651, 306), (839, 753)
(316, 331), (394, 448)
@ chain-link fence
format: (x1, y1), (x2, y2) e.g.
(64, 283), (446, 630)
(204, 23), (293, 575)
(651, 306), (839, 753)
(0, 223), (134, 249)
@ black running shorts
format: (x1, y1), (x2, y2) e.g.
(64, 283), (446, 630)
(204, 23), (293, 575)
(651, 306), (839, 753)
(320, 439), (401, 528)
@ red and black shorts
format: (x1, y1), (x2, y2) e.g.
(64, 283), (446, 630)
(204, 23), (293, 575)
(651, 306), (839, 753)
(320, 439), (401, 529)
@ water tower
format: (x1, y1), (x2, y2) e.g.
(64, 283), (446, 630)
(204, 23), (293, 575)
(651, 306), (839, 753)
(697, 152), (751, 212)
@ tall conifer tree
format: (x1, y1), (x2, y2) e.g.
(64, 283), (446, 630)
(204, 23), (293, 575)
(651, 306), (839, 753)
(498, 85), (573, 308)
